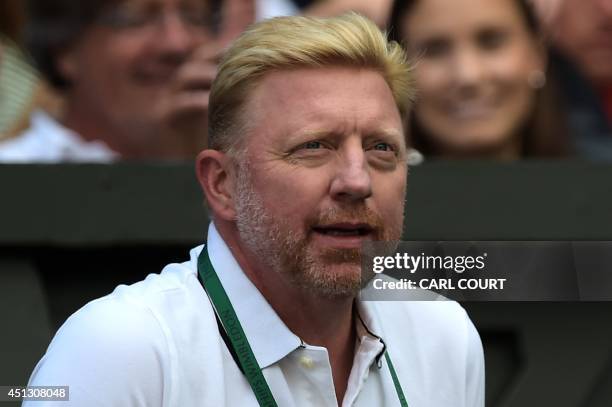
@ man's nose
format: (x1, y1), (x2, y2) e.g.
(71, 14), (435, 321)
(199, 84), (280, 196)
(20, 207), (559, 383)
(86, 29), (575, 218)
(157, 12), (200, 55)
(330, 148), (373, 202)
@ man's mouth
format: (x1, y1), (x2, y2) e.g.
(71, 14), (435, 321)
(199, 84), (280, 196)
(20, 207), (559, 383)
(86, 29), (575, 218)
(312, 223), (374, 237)
(133, 66), (181, 85)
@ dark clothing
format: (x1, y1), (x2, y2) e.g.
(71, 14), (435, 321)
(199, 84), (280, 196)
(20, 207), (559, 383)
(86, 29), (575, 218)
(549, 48), (612, 161)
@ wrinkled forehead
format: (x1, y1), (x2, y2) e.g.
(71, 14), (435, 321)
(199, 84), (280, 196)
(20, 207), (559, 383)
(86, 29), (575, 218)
(246, 66), (403, 120)
(238, 67), (405, 150)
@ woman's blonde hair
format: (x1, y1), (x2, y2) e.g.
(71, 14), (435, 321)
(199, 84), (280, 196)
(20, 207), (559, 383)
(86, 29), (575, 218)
(208, 12), (414, 154)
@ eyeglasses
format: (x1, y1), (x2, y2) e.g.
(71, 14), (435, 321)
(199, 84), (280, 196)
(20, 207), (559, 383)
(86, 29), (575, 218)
(96, 3), (221, 34)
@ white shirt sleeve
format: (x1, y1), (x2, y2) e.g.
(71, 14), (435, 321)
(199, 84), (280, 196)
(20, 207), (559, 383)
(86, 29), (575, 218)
(464, 316), (485, 407)
(23, 295), (171, 407)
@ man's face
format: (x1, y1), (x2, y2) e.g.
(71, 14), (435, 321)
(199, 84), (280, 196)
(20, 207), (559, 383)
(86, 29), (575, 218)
(58, 0), (213, 138)
(233, 67), (407, 298)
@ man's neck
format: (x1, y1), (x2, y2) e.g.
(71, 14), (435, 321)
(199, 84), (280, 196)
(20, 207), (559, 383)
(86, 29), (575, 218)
(215, 220), (357, 404)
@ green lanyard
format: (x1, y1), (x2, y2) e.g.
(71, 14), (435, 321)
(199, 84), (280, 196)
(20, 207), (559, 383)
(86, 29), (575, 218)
(197, 247), (409, 407)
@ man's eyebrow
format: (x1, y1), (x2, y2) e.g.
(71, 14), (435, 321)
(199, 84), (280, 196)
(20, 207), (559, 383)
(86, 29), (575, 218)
(364, 129), (405, 143)
(290, 128), (404, 140)
(375, 129), (403, 139)
(297, 130), (335, 137)
(288, 129), (343, 142)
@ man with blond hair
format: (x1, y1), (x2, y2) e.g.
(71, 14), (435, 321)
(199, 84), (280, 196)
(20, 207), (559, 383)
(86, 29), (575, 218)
(25, 13), (484, 406)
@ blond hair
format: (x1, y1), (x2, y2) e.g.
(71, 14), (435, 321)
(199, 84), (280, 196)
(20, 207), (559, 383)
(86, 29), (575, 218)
(208, 12), (414, 154)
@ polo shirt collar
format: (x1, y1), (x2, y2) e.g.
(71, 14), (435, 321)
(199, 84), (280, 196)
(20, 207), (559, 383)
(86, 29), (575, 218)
(355, 301), (387, 363)
(201, 223), (389, 369)
(204, 222), (303, 369)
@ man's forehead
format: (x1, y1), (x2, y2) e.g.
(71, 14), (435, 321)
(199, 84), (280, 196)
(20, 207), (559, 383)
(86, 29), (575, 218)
(257, 65), (390, 89)
(238, 66), (404, 151)
(248, 66), (400, 117)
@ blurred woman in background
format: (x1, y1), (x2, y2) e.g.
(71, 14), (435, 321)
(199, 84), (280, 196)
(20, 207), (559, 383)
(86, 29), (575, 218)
(389, 0), (570, 159)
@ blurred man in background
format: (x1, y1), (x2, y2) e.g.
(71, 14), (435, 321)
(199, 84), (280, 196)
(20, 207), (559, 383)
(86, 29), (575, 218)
(0, 0), (254, 162)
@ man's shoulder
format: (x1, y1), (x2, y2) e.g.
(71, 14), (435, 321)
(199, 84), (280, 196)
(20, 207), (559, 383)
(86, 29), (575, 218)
(67, 254), (209, 335)
(0, 121), (44, 162)
(43, 256), (202, 354)
(113, 258), (199, 304)
(0, 110), (117, 162)
(26, 252), (219, 405)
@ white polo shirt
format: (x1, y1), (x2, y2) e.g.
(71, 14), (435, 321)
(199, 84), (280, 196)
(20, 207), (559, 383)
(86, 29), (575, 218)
(25, 224), (484, 407)
(0, 110), (118, 163)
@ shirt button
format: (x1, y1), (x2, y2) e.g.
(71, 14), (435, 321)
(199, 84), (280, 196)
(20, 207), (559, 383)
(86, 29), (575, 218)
(299, 356), (314, 369)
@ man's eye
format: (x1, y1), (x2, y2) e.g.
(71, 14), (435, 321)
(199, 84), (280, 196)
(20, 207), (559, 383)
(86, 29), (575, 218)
(373, 142), (394, 152)
(304, 141), (323, 149)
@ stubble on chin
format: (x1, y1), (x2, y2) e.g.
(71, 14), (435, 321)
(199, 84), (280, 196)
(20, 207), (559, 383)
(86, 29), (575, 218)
(234, 162), (403, 299)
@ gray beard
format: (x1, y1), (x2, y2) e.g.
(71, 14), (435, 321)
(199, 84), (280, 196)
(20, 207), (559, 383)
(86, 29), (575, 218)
(234, 163), (365, 299)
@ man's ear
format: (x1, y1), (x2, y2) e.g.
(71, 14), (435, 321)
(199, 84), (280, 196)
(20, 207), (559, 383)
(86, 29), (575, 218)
(195, 149), (237, 221)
